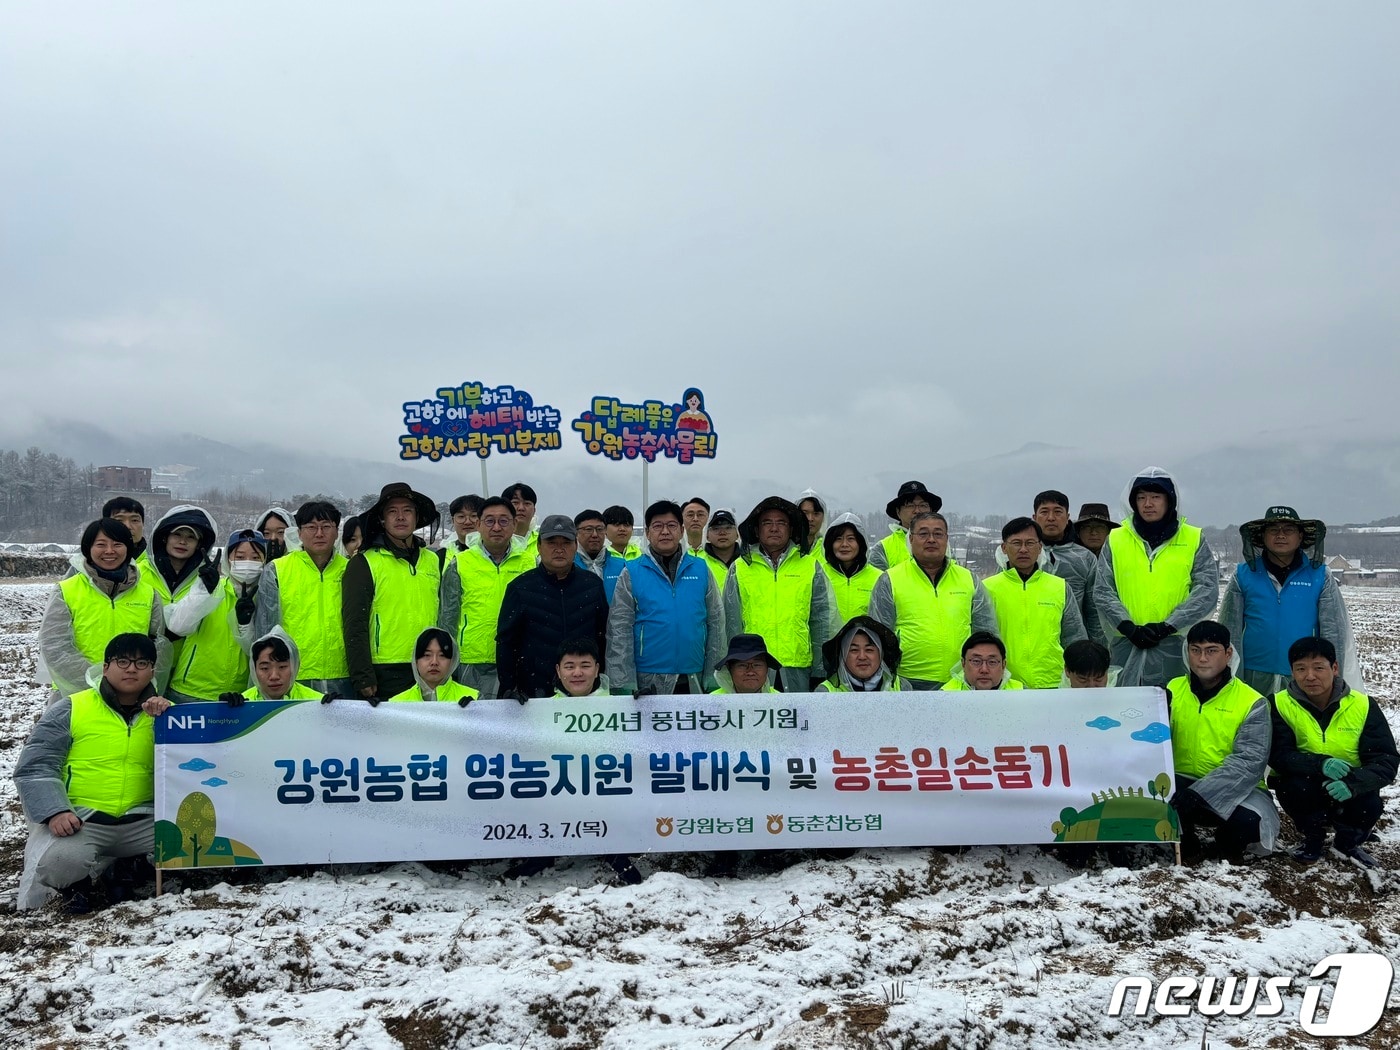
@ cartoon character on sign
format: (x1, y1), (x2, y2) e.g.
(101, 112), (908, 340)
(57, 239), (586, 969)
(676, 388), (711, 432)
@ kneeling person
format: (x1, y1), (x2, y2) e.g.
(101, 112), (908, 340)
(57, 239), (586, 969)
(1061, 639), (1119, 688)
(15, 634), (173, 911)
(553, 638), (610, 697)
(818, 616), (910, 692)
(712, 634), (782, 694)
(1270, 637), (1397, 867)
(1167, 621), (1278, 858)
(389, 628), (480, 705)
(940, 633), (1024, 691)
(223, 630), (325, 704)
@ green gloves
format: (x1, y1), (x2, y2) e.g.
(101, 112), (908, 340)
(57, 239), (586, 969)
(1325, 779), (1353, 801)
(1322, 758), (1351, 781)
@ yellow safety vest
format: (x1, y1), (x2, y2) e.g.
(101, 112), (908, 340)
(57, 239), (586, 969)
(274, 551), (349, 680)
(389, 680), (479, 703)
(1168, 675), (1263, 778)
(64, 688), (154, 816)
(821, 561), (883, 626)
(879, 530), (909, 570)
(59, 572), (156, 666)
(982, 567), (1069, 689)
(364, 546), (441, 664)
(167, 581), (249, 699)
(733, 548), (820, 667)
(1272, 688), (1369, 767)
(453, 545), (534, 663)
(940, 675), (1025, 692)
(701, 552), (735, 591)
(886, 559), (977, 682)
(241, 682), (324, 701)
(1108, 521), (1202, 623)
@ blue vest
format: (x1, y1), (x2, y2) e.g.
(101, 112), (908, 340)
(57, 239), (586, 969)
(629, 553), (711, 675)
(575, 551), (627, 603)
(1235, 559), (1328, 675)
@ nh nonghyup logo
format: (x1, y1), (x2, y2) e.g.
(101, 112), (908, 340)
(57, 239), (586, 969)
(1106, 952), (1393, 1037)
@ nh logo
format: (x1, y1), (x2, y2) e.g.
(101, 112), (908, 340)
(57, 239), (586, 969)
(167, 715), (207, 730)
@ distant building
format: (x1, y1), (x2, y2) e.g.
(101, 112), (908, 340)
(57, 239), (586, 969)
(96, 465), (152, 492)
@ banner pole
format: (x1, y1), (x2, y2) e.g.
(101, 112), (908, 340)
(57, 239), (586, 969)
(155, 868), (164, 897)
(481, 457), (489, 497)
(642, 460), (649, 515)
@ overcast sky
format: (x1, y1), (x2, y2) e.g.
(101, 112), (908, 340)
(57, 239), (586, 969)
(3, 3), (1398, 521)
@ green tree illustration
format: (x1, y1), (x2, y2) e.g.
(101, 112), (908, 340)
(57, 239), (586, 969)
(176, 792), (217, 867)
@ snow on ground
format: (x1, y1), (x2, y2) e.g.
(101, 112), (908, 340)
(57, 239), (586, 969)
(2, 582), (1399, 1049)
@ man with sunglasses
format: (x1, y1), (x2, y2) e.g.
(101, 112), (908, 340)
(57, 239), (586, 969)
(15, 633), (173, 911)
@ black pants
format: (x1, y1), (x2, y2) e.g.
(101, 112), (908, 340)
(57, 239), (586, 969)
(1273, 776), (1382, 845)
(1176, 777), (1261, 851)
(372, 663), (415, 700)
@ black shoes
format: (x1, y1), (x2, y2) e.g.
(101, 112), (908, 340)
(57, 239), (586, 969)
(1291, 839), (1326, 865)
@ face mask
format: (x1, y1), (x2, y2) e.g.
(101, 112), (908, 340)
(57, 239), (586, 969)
(229, 560), (264, 583)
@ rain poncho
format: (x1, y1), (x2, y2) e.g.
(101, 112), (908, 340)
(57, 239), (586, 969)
(1091, 468), (1219, 688)
(142, 505), (219, 602)
(1218, 535), (1363, 694)
(39, 554), (171, 699)
(256, 506), (302, 555)
(605, 550), (726, 695)
(1167, 643), (1278, 853)
(711, 664), (781, 694)
(984, 546), (1087, 688)
(796, 488), (827, 549)
(242, 628), (324, 701)
(817, 618), (911, 692)
(387, 628), (478, 703)
(552, 672), (613, 698)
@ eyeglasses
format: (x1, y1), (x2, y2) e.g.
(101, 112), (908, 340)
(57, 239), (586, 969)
(300, 522), (337, 533)
(1005, 540), (1040, 551)
(965, 656), (1003, 669)
(1188, 645), (1226, 658)
(912, 530), (946, 541)
(577, 525), (606, 535)
(110, 658), (154, 671)
(649, 522), (680, 532)
(480, 517), (514, 529)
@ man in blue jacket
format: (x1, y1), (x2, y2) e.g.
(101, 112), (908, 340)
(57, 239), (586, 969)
(606, 500), (724, 694)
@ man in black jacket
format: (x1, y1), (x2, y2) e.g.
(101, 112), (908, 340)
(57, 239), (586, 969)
(1269, 636), (1397, 867)
(496, 515), (608, 699)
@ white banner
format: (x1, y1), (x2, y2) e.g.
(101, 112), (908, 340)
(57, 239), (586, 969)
(153, 689), (1179, 868)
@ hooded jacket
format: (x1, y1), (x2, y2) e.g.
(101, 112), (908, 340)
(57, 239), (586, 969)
(140, 505), (219, 603)
(40, 555), (169, 698)
(819, 513), (883, 625)
(1093, 468), (1218, 688)
(388, 628), (479, 703)
(241, 628), (324, 701)
(816, 617), (910, 692)
(256, 506), (302, 556)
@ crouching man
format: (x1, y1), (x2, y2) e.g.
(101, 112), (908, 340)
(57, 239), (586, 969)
(1270, 637), (1397, 867)
(1167, 621), (1278, 860)
(15, 633), (173, 911)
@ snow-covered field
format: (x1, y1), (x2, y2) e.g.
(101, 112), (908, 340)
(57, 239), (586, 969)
(2, 583), (1398, 1049)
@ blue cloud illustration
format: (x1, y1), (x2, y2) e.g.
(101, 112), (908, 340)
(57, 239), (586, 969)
(201, 777), (229, 788)
(1131, 722), (1172, 744)
(1085, 716), (1121, 731)
(178, 758), (216, 772)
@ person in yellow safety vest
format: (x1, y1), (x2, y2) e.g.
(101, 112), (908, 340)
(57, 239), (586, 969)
(819, 513), (883, 626)
(938, 632), (1026, 691)
(163, 527), (268, 703)
(1059, 639), (1122, 688)
(1269, 637), (1397, 868)
(140, 505), (221, 607)
(382, 627), (480, 705)
(710, 634), (783, 694)
(342, 482), (442, 701)
(797, 489), (826, 554)
(252, 501), (351, 696)
(15, 632), (174, 912)
(982, 517), (1086, 689)
(437, 496), (534, 699)
(444, 494), (485, 555)
(722, 496), (835, 691)
(603, 504), (644, 560)
(221, 628), (326, 703)
(1093, 467), (1219, 688)
(867, 511), (998, 689)
(40, 517), (170, 700)
(817, 616), (911, 692)
(682, 497), (710, 555)
(869, 481), (940, 571)
(503, 482), (541, 563)
(700, 508), (742, 588)
(1166, 621), (1278, 860)
(552, 637), (612, 697)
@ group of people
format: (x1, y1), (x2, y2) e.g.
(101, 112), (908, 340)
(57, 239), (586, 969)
(13, 468), (1396, 911)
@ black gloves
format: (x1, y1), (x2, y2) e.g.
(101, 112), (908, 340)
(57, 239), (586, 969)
(1119, 621), (1160, 650)
(507, 688), (530, 705)
(265, 539), (288, 561)
(198, 554), (222, 594)
(365, 695), (384, 707)
(219, 691), (246, 707)
(457, 695), (473, 708)
(1170, 787), (1208, 816)
(320, 693), (337, 705)
(1145, 622), (1175, 642)
(632, 686), (658, 699)
(235, 594), (256, 626)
